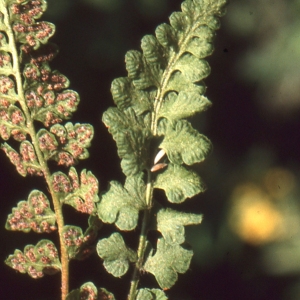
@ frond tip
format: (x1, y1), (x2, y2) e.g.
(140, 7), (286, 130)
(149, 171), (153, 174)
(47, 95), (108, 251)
(104, 0), (227, 177)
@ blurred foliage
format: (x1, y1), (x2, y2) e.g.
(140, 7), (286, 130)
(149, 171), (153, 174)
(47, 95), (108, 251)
(225, 0), (300, 118)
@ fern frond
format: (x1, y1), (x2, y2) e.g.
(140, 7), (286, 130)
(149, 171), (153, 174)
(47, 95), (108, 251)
(103, 0), (226, 178)
(99, 0), (228, 296)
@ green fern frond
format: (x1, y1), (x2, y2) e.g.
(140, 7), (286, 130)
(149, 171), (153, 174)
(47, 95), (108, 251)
(99, 0), (228, 297)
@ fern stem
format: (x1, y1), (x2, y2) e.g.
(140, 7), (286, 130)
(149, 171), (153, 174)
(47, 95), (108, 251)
(128, 171), (153, 299)
(152, 22), (197, 135)
(2, 4), (69, 299)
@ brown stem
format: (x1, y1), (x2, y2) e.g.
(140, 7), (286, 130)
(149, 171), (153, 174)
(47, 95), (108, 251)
(2, 3), (69, 299)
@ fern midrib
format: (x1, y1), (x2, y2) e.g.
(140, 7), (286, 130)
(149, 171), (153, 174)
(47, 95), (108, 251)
(141, 10), (212, 292)
(133, 11), (207, 298)
(2, 4), (69, 299)
(152, 11), (211, 135)
(128, 169), (153, 300)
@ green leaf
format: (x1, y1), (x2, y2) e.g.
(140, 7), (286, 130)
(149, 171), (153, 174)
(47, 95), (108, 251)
(22, 60), (79, 126)
(19, 140), (42, 175)
(156, 208), (202, 244)
(64, 167), (99, 215)
(136, 288), (167, 300)
(5, 190), (57, 233)
(111, 77), (154, 115)
(62, 225), (83, 259)
(8, 0), (47, 24)
(66, 283), (115, 300)
(105, 0), (228, 177)
(37, 123), (94, 166)
(155, 23), (177, 48)
(62, 217), (102, 261)
(155, 0), (226, 96)
(141, 34), (166, 67)
(0, 50), (12, 74)
(102, 107), (151, 176)
(106, 0), (227, 119)
(13, 21), (55, 50)
(50, 171), (72, 196)
(36, 128), (59, 160)
(97, 175), (146, 230)
(5, 240), (61, 278)
(66, 282), (97, 300)
(165, 72), (206, 95)
(51, 169), (99, 214)
(0, 75), (18, 101)
(75, 216), (102, 260)
(169, 11), (188, 33)
(50, 122), (94, 162)
(1, 142), (42, 176)
(110, 77), (132, 110)
(158, 119), (212, 165)
(144, 238), (193, 290)
(27, 88), (80, 127)
(0, 31), (9, 48)
(173, 54), (211, 83)
(96, 232), (137, 277)
(125, 50), (158, 89)
(154, 164), (205, 203)
(185, 28), (215, 59)
(19, 140), (38, 166)
(0, 104), (28, 141)
(158, 91), (211, 122)
(62, 225), (85, 260)
(180, 0), (227, 24)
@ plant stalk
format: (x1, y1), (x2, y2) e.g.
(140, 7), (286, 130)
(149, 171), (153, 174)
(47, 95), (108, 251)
(2, 4), (69, 299)
(128, 171), (153, 300)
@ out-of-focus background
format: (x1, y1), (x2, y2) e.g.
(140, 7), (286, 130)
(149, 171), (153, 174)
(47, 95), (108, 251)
(1, 0), (300, 299)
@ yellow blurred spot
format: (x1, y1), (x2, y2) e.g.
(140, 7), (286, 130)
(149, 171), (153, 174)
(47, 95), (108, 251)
(228, 183), (284, 245)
